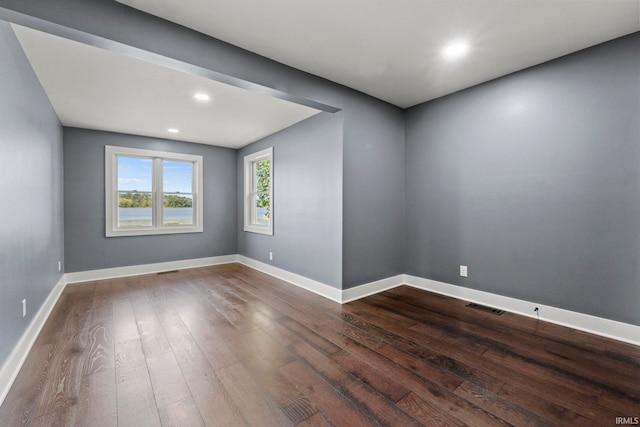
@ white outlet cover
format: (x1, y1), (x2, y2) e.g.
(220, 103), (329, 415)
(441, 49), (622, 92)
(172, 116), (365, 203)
(460, 265), (468, 277)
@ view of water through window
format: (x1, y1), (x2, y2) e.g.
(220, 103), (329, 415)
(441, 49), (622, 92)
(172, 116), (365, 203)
(118, 207), (193, 227)
(116, 156), (195, 228)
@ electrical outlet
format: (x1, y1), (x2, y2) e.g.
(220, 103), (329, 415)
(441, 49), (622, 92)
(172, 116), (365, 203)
(269, 252), (273, 261)
(22, 299), (26, 317)
(58, 261), (62, 272)
(460, 265), (468, 277)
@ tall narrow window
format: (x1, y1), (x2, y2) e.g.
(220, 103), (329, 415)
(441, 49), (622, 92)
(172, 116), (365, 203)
(244, 147), (273, 235)
(106, 146), (203, 237)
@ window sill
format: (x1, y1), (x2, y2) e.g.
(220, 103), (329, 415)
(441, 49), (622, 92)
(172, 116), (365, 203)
(106, 225), (203, 237)
(243, 224), (273, 236)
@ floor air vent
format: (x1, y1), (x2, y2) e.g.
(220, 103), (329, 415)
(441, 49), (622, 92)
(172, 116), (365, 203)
(157, 270), (180, 275)
(466, 303), (505, 315)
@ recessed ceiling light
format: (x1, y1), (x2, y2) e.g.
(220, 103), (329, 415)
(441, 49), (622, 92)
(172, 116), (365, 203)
(441, 40), (470, 60)
(194, 93), (210, 102)
(167, 128), (180, 133)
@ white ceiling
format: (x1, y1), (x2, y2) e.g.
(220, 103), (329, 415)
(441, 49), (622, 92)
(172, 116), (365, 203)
(12, 25), (321, 149)
(116, 0), (640, 108)
(11, 2), (639, 148)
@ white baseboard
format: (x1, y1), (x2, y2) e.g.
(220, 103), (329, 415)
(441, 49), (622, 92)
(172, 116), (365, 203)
(232, 259), (640, 346)
(237, 255), (343, 303)
(236, 258), (405, 305)
(404, 274), (640, 347)
(0, 274), (66, 406)
(342, 275), (404, 303)
(65, 255), (238, 284)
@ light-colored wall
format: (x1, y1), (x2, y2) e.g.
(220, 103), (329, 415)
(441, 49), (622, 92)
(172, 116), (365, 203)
(238, 113), (344, 288)
(0, 0), (406, 289)
(342, 96), (406, 288)
(1, 1), (636, 332)
(0, 22), (64, 365)
(405, 33), (640, 326)
(63, 128), (237, 272)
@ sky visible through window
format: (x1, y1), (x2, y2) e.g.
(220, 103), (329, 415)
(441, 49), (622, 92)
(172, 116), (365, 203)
(163, 160), (193, 193)
(117, 156), (193, 193)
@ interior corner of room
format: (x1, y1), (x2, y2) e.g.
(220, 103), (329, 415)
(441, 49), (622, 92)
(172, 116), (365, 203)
(0, 0), (639, 414)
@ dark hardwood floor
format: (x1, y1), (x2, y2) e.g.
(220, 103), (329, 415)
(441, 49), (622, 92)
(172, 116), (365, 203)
(1, 263), (638, 426)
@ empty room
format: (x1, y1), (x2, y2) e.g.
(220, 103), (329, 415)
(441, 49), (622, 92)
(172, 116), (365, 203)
(0, 0), (639, 425)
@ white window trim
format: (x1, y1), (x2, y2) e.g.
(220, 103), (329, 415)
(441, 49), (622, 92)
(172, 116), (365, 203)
(244, 147), (273, 235)
(105, 145), (203, 237)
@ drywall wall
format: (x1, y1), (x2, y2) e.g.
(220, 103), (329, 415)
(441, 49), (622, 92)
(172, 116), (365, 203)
(405, 33), (640, 326)
(342, 98), (405, 288)
(64, 128), (237, 272)
(238, 113), (344, 288)
(0, 0), (636, 329)
(0, 0), (406, 289)
(0, 21), (64, 365)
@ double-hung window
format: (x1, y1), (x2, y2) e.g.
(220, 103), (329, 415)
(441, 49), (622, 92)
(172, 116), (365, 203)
(105, 145), (203, 237)
(244, 147), (273, 235)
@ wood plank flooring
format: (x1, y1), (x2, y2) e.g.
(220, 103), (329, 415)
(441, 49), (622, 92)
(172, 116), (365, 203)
(1, 263), (638, 426)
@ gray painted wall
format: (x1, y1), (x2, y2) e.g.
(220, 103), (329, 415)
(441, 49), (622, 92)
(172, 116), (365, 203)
(0, 0), (406, 289)
(342, 98), (405, 288)
(0, 21), (64, 365)
(5, 1), (633, 328)
(238, 113), (344, 288)
(64, 128), (237, 272)
(405, 33), (640, 326)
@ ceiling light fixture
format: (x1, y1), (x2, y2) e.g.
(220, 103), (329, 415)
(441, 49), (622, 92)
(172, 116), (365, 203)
(441, 39), (470, 60)
(167, 128), (180, 133)
(194, 93), (210, 102)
